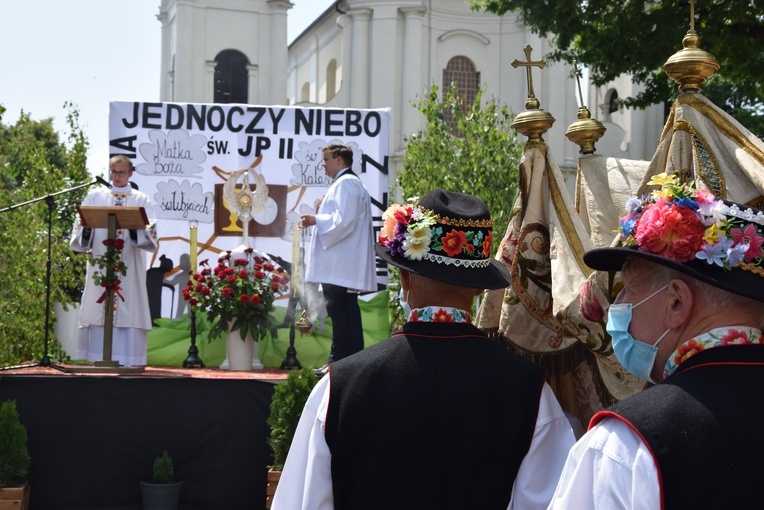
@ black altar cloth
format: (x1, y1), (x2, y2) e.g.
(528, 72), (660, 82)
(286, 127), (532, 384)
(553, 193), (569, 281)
(0, 367), (281, 509)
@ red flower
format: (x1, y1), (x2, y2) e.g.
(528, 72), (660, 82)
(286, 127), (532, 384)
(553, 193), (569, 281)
(224, 267), (235, 276)
(465, 244), (475, 254)
(674, 339), (705, 365)
(271, 282), (280, 292)
(221, 287), (233, 297)
(114, 239), (125, 250)
(238, 269), (248, 279)
(189, 297), (198, 306)
(721, 329), (752, 345)
(195, 283), (204, 293)
(394, 206), (413, 224)
(634, 202), (704, 262)
(482, 231), (493, 258)
(730, 223), (764, 262)
(251, 294), (261, 305)
(433, 308), (453, 322)
(255, 270), (265, 279)
(200, 286), (210, 296)
(227, 275), (237, 284)
(240, 294), (249, 304)
(265, 263), (274, 271)
(102, 238), (114, 247)
(579, 280), (605, 322)
(410, 310), (420, 322)
(441, 229), (468, 257)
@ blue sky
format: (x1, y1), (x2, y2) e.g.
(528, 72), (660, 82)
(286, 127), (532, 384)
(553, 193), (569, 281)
(0, 0), (334, 174)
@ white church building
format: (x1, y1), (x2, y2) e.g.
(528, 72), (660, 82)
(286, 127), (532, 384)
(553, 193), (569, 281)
(157, 0), (664, 188)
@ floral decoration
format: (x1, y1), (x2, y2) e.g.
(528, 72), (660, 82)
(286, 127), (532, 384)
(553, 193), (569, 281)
(663, 326), (764, 379)
(618, 173), (764, 271)
(182, 248), (289, 341)
(89, 237), (127, 304)
(379, 199), (493, 267)
(407, 306), (472, 324)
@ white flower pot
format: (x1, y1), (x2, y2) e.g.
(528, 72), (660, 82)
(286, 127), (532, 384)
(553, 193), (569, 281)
(225, 326), (263, 371)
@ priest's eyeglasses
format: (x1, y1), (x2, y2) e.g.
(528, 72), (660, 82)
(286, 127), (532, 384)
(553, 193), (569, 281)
(110, 170), (129, 177)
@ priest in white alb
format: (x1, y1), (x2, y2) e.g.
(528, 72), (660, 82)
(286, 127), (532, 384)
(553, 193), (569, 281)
(69, 155), (158, 366)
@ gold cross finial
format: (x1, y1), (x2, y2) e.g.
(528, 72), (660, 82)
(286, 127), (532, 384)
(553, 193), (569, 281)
(573, 59), (585, 107)
(690, 0), (696, 32)
(511, 45), (546, 102)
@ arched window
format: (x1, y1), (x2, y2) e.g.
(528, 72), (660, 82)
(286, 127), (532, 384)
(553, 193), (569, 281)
(608, 89), (619, 114)
(301, 82), (311, 103)
(442, 56), (480, 131)
(326, 59), (337, 101)
(214, 50), (249, 104)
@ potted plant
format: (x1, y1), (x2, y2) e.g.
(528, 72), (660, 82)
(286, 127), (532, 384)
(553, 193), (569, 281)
(0, 400), (31, 509)
(182, 249), (289, 370)
(140, 451), (182, 510)
(265, 367), (318, 508)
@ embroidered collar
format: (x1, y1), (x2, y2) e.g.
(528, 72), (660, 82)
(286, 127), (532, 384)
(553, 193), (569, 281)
(663, 326), (764, 379)
(407, 306), (472, 324)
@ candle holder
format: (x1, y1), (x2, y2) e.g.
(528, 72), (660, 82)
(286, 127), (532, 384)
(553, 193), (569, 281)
(183, 219), (205, 368)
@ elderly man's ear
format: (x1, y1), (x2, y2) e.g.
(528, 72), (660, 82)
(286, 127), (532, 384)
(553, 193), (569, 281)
(665, 279), (693, 328)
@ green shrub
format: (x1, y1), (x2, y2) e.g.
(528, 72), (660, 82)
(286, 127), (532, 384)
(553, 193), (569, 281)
(267, 368), (318, 470)
(152, 451), (174, 484)
(0, 400), (30, 489)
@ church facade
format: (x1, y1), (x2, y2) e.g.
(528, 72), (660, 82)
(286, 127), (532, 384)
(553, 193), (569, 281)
(157, 0), (664, 187)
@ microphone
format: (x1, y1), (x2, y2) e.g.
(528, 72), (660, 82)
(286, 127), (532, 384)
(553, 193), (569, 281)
(95, 176), (111, 187)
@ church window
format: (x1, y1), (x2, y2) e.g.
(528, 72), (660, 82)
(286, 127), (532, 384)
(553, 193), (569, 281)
(214, 50), (249, 104)
(442, 56), (480, 131)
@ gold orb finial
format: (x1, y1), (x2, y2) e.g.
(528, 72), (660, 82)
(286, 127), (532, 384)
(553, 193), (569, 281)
(565, 60), (606, 154)
(662, 0), (719, 93)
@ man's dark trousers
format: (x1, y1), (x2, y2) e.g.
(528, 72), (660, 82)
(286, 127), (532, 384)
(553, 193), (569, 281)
(323, 283), (364, 363)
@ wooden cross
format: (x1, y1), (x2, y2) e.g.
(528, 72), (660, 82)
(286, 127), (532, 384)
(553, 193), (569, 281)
(511, 45), (546, 100)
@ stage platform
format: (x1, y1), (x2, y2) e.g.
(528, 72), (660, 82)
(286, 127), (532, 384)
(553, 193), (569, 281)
(0, 364), (293, 510)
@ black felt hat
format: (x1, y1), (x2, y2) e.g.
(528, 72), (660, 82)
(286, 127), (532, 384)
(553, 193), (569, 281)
(376, 189), (510, 289)
(584, 197), (764, 304)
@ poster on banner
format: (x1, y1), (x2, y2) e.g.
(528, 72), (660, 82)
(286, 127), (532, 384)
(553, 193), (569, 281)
(108, 101), (391, 312)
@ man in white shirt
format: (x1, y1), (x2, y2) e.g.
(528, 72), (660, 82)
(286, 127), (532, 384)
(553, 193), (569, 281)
(548, 179), (764, 509)
(300, 144), (376, 376)
(277, 189), (575, 509)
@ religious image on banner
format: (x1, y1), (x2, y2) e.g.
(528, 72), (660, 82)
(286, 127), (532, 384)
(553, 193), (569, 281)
(109, 102), (391, 321)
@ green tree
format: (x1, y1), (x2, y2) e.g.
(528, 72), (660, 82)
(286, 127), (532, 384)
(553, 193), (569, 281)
(399, 84), (523, 242)
(0, 103), (91, 367)
(468, 0), (764, 134)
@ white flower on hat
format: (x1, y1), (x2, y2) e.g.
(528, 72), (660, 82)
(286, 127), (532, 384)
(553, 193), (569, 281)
(403, 224), (432, 261)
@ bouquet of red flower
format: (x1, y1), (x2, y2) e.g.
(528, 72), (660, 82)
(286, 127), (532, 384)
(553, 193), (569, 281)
(182, 248), (290, 342)
(89, 237), (127, 304)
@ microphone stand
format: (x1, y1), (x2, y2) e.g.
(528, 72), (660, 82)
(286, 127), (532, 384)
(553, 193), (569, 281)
(0, 177), (110, 371)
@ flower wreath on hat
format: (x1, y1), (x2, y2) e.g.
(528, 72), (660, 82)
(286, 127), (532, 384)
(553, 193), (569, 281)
(618, 172), (764, 272)
(378, 198), (493, 268)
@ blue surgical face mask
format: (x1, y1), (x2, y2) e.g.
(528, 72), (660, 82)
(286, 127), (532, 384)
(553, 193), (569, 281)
(398, 288), (412, 320)
(607, 284), (670, 383)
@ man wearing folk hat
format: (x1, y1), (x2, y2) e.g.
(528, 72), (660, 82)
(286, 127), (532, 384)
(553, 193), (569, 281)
(273, 189), (575, 509)
(549, 173), (764, 509)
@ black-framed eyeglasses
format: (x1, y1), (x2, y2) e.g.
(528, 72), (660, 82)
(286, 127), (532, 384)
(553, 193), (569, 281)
(109, 170), (130, 177)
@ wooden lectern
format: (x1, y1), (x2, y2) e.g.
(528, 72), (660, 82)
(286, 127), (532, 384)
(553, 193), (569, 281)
(72, 205), (149, 373)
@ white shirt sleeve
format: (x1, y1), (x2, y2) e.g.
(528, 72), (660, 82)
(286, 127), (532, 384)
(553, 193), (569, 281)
(508, 383), (577, 510)
(271, 375), (334, 510)
(547, 417), (661, 510)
